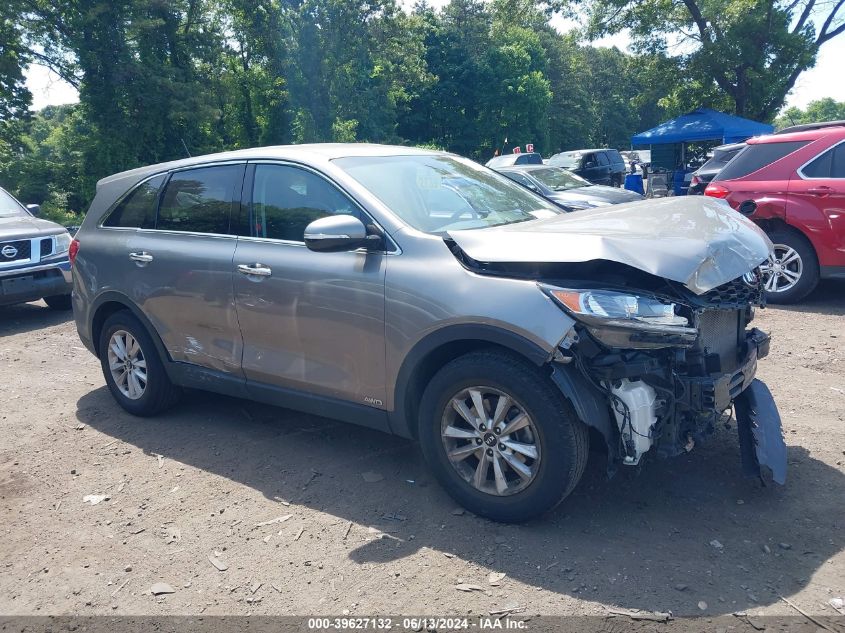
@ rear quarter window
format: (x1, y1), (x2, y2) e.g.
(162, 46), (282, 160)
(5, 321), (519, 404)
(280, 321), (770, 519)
(103, 175), (165, 229)
(716, 141), (809, 181)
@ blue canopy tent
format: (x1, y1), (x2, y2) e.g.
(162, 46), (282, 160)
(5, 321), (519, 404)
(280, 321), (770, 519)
(631, 108), (773, 146)
(630, 108), (773, 194)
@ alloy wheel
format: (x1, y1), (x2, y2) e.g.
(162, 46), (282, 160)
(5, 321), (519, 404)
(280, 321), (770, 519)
(760, 244), (803, 294)
(440, 386), (541, 496)
(107, 329), (148, 400)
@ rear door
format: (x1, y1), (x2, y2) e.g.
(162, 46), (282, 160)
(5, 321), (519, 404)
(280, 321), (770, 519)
(789, 140), (845, 263)
(104, 163), (246, 373)
(232, 161), (388, 408)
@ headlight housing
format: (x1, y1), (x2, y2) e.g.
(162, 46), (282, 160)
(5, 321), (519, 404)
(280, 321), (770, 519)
(541, 285), (697, 349)
(54, 232), (72, 255)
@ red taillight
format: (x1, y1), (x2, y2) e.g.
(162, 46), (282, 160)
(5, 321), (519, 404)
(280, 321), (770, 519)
(704, 183), (730, 199)
(69, 238), (80, 266)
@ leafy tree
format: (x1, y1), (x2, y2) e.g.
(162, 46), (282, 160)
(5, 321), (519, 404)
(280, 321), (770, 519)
(775, 98), (845, 129)
(581, 0), (845, 120)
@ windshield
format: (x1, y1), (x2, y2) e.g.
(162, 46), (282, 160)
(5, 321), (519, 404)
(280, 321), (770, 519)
(548, 153), (580, 169)
(526, 167), (591, 191)
(333, 154), (560, 233)
(0, 188), (28, 218)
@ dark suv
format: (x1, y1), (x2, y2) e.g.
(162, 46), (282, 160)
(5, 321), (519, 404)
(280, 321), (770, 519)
(548, 149), (627, 186)
(71, 144), (786, 522)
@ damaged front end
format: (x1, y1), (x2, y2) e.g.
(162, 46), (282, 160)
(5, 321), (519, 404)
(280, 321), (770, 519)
(545, 274), (786, 484)
(445, 198), (787, 483)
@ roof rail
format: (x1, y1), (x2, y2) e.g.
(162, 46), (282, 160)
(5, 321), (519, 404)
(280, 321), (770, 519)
(775, 120), (845, 135)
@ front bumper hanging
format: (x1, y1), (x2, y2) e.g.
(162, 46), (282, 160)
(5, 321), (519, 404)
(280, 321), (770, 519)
(735, 379), (787, 485)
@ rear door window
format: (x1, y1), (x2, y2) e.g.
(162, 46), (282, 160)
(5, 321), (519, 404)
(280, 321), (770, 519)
(103, 175), (165, 229)
(717, 141), (809, 180)
(802, 142), (845, 178)
(597, 153), (610, 166)
(157, 164), (244, 234)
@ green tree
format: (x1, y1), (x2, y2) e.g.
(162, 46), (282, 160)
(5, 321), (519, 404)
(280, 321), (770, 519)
(775, 98), (845, 129)
(581, 0), (845, 120)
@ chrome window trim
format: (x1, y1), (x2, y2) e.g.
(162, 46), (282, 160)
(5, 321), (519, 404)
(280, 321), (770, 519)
(797, 139), (845, 180)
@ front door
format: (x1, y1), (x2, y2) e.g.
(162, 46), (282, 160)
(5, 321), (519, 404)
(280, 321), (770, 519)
(232, 162), (388, 410)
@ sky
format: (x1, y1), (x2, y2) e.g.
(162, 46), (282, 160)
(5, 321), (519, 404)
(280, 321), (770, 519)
(24, 9), (845, 113)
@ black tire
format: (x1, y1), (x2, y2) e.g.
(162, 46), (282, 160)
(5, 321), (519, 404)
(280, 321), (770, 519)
(43, 294), (72, 310)
(610, 173), (623, 187)
(418, 350), (589, 523)
(98, 310), (181, 416)
(763, 228), (819, 304)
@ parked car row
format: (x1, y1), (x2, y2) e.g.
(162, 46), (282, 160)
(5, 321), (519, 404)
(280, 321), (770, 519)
(701, 120), (845, 303)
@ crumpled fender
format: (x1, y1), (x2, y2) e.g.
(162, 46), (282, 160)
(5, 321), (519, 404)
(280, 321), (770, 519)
(735, 379), (787, 485)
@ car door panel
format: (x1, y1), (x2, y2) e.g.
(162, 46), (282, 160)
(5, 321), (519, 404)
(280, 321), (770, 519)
(233, 162), (388, 407)
(100, 164), (245, 374)
(788, 141), (845, 265)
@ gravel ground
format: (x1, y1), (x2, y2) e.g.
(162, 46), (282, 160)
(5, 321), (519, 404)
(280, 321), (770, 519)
(1, 283), (843, 618)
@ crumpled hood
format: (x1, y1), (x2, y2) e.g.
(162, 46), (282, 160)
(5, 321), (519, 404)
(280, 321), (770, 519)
(0, 215), (67, 241)
(447, 197), (773, 294)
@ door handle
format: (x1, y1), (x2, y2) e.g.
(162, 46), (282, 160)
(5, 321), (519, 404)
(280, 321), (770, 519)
(807, 186), (832, 197)
(237, 263), (272, 277)
(129, 251), (153, 263)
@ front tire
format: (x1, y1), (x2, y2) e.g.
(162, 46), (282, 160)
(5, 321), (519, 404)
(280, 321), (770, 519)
(98, 310), (181, 416)
(418, 350), (589, 522)
(760, 229), (819, 304)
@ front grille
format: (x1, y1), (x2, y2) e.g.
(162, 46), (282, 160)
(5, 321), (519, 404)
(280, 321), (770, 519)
(0, 239), (30, 262)
(698, 309), (741, 372)
(40, 237), (53, 257)
(700, 274), (764, 308)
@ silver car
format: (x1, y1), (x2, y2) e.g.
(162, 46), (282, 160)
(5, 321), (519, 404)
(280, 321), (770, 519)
(72, 144), (786, 522)
(0, 186), (73, 309)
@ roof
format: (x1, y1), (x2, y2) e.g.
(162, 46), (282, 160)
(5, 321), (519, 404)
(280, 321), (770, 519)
(98, 143), (442, 187)
(631, 108), (774, 146)
(751, 124), (845, 144)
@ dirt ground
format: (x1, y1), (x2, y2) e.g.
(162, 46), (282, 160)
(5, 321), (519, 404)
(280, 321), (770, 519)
(1, 282), (843, 619)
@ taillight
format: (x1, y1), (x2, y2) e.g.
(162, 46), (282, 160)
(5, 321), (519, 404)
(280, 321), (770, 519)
(69, 238), (80, 266)
(704, 183), (730, 199)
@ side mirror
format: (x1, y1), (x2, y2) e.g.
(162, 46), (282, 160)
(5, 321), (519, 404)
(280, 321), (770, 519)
(26, 204), (41, 216)
(304, 215), (370, 252)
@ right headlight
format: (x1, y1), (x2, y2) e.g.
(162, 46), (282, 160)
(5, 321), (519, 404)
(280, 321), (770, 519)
(540, 285), (697, 349)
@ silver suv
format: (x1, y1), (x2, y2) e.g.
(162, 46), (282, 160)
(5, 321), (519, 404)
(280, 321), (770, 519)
(0, 186), (73, 310)
(72, 144), (786, 522)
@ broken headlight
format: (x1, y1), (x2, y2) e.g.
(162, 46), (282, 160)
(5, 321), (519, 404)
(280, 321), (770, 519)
(541, 285), (697, 348)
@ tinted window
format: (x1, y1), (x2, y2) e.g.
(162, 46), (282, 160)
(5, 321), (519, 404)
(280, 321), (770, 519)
(596, 153), (610, 166)
(834, 144), (845, 178)
(103, 175), (165, 228)
(699, 148), (743, 173)
(717, 141), (808, 181)
(514, 153), (543, 165)
(606, 150), (624, 166)
(802, 143), (845, 178)
(251, 164), (358, 242)
(158, 165), (243, 234)
(803, 149), (833, 178)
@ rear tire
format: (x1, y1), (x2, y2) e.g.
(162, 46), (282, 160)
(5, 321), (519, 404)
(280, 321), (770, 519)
(44, 294), (72, 310)
(761, 229), (819, 304)
(98, 310), (181, 416)
(418, 350), (589, 523)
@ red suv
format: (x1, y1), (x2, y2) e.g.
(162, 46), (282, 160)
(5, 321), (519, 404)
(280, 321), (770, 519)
(705, 121), (845, 303)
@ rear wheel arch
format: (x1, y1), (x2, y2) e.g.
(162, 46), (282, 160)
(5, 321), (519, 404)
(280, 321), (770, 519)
(390, 325), (553, 439)
(91, 295), (171, 368)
